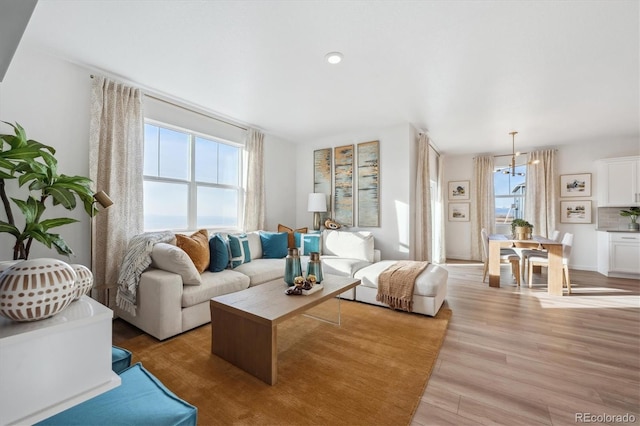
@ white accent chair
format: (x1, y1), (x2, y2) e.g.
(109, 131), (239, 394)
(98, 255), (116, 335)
(481, 228), (521, 286)
(527, 232), (574, 293)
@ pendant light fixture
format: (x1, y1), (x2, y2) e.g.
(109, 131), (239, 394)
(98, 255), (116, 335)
(495, 131), (534, 176)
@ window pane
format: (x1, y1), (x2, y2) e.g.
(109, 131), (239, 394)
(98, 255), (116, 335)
(496, 196), (525, 224)
(159, 127), (189, 180)
(144, 181), (189, 230)
(218, 143), (239, 185)
(495, 165), (526, 225)
(197, 186), (238, 228)
(195, 137), (218, 183)
(143, 124), (159, 176)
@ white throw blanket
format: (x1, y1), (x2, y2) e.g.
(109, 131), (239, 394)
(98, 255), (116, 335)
(116, 230), (174, 316)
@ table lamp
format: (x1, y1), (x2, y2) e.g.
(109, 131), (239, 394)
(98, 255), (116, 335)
(307, 193), (327, 231)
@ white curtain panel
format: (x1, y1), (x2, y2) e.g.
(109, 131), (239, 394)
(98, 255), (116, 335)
(434, 154), (446, 264)
(413, 133), (432, 262)
(525, 149), (557, 238)
(89, 76), (143, 305)
(471, 156), (495, 261)
(243, 128), (265, 232)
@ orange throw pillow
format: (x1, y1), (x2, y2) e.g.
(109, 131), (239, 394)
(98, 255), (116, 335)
(175, 229), (210, 273)
(278, 224), (308, 249)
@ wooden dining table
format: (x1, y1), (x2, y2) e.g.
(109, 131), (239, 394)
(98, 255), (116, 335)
(488, 234), (565, 295)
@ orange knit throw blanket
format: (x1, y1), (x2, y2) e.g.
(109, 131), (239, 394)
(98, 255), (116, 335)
(376, 261), (429, 312)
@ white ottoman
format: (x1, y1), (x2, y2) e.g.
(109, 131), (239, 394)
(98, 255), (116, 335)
(353, 261), (448, 316)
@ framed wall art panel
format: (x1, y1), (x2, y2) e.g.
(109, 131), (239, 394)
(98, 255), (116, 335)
(313, 148), (332, 223)
(334, 144), (354, 226)
(357, 140), (380, 227)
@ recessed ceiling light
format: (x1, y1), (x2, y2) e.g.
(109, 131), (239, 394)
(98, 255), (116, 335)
(325, 52), (343, 64)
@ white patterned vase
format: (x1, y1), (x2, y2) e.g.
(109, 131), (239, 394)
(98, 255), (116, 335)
(0, 258), (77, 322)
(70, 264), (93, 300)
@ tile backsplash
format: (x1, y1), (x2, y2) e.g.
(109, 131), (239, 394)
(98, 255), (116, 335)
(598, 207), (637, 230)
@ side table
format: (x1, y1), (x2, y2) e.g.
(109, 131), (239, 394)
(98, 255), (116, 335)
(0, 296), (121, 425)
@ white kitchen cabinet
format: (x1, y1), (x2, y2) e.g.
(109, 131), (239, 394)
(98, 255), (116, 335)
(596, 156), (640, 206)
(597, 231), (640, 277)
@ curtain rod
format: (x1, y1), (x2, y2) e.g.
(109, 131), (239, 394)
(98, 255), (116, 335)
(90, 74), (249, 131)
(418, 131), (442, 157)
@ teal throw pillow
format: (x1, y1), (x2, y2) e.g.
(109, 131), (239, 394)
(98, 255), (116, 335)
(300, 234), (321, 256)
(260, 231), (288, 259)
(209, 234), (230, 272)
(228, 234), (251, 268)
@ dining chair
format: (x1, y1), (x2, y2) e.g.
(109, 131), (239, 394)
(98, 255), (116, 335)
(521, 230), (562, 282)
(527, 232), (574, 293)
(481, 228), (521, 286)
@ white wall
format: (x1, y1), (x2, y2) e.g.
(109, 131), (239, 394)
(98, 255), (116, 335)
(295, 123), (413, 260)
(0, 46), (92, 265)
(0, 45), (296, 266)
(443, 136), (640, 270)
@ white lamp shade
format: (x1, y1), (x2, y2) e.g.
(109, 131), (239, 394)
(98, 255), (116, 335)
(307, 193), (327, 212)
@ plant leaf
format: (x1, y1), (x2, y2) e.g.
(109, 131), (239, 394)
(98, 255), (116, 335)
(39, 217), (78, 230)
(46, 186), (76, 209)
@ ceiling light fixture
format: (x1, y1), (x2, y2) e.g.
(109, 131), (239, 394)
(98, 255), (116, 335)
(495, 131), (538, 177)
(325, 52), (343, 64)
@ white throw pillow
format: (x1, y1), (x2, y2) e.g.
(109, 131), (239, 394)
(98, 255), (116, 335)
(151, 243), (202, 285)
(322, 230), (374, 262)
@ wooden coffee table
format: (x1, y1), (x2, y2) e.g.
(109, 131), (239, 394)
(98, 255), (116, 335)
(210, 274), (360, 385)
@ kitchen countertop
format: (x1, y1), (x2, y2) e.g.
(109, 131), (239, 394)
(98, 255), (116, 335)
(596, 228), (640, 233)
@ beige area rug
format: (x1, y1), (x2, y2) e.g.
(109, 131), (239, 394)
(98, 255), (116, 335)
(119, 301), (452, 426)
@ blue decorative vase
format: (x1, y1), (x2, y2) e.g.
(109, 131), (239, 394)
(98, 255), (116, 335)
(284, 248), (302, 286)
(306, 252), (323, 283)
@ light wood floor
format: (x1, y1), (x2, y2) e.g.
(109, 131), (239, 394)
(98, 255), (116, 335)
(113, 264), (640, 425)
(412, 262), (640, 426)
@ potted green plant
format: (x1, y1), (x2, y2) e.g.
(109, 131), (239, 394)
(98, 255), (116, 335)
(0, 122), (97, 260)
(619, 207), (640, 231)
(511, 218), (533, 240)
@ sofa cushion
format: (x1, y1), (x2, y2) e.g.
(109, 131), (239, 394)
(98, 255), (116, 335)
(322, 230), (375, 262)
(228, 234), (251, 268)
(321, 256), (373, 277)
(176, 229), (210, 273)
(300, 233), (322, 255)
(233, 258), (285, 286)
(182, 270), (250, 308)
(278, 224), (308, 249)
(354, 261), (447, 297)
(246, 231), (263, 260)
(208, 234), (229, 273)
(260, 231), (288, 258)
(151, 243), (202, 285)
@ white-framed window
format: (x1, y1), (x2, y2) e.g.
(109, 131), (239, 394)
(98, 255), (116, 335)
(494, 164), (526, 225)
(143, 120), (243, 231)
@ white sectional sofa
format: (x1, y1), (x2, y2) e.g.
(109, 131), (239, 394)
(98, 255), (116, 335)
(115, 228), (447, 340)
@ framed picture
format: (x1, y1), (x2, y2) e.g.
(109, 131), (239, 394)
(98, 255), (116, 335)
(560, 173), (591, 197)
(448, 180), (470, 200)
(313, 148), (332, 224)
(334, 144), (354, 226)
(357, 140), (380, 227)
(448, 203), (470, 222)
(560, 200), (592, 224)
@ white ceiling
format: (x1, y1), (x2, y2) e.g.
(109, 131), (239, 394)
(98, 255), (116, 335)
(18, 0), (640, 154)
